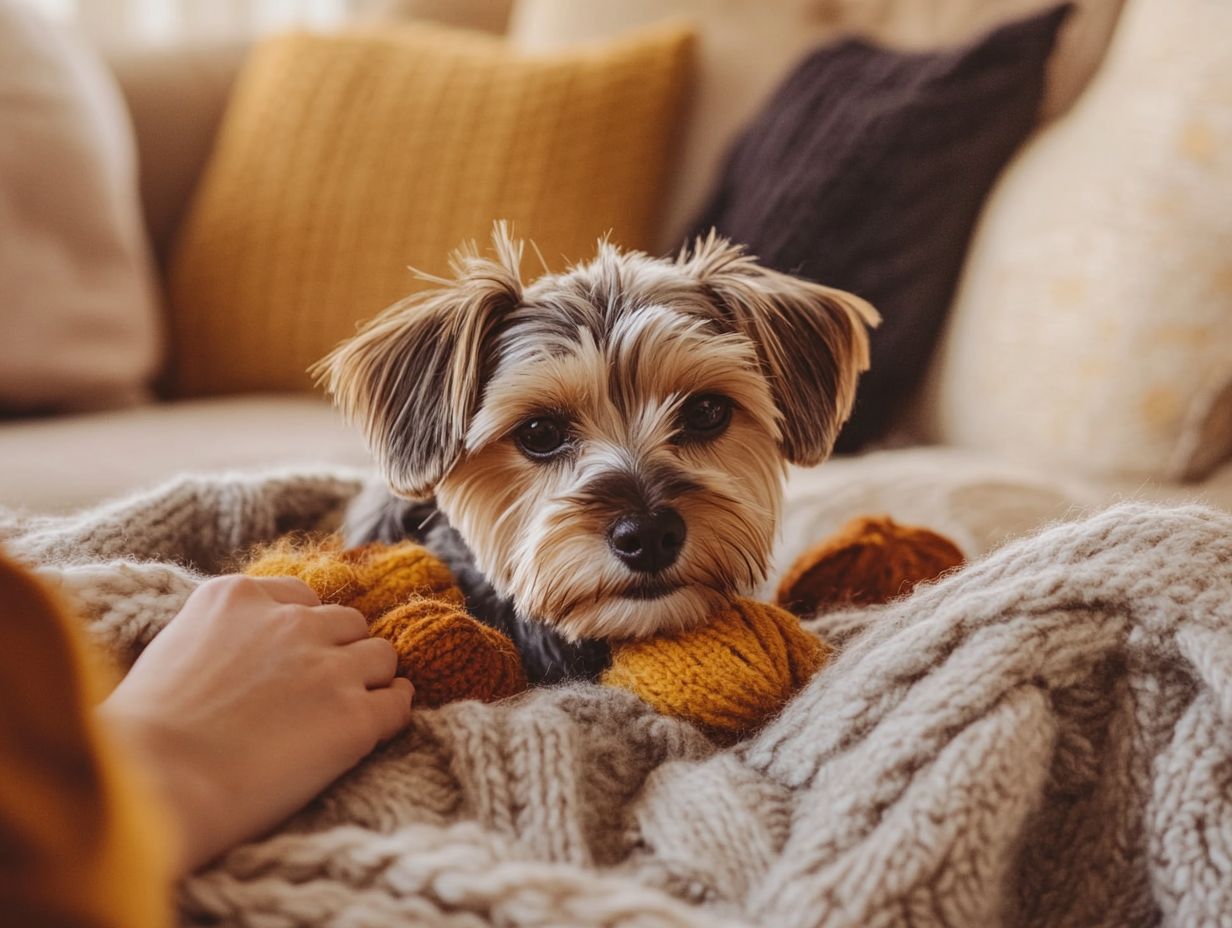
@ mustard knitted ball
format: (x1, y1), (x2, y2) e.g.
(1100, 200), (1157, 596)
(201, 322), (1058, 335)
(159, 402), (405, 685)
(243, 537), (525, 706)
(602, 598), (832, 742)
(244, 537), (462, 613)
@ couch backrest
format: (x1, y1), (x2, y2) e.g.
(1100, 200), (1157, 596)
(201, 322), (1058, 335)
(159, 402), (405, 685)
(105, 40), (247, 269)
(108, 1), (1127, 281)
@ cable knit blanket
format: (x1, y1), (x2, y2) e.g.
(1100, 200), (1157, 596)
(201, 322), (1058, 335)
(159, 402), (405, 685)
(3, 470), (1231, 928)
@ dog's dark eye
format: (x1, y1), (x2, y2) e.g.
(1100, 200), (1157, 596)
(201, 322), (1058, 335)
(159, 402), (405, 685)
(678, 394), (732, 442)
(514, 416), (569, 460)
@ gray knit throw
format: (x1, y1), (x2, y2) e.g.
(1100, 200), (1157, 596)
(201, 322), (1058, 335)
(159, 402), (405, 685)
(3, 469), (1230, 928)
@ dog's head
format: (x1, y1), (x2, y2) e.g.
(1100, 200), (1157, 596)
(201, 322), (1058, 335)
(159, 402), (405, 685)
(317, 226), (877, 640)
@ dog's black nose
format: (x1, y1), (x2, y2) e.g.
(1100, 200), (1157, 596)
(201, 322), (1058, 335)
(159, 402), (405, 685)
(607, 509), (686, 573)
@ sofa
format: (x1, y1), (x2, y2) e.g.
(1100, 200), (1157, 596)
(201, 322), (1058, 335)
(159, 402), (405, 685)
(3, 0), (1230, 576)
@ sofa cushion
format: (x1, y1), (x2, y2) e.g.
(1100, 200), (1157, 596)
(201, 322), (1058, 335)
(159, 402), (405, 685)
(0, 397), (370, 514)
(166, 21), (693, 397)
(0, 0), (161, 413)
(510, 0), (1125, 251)
(691, 7), (1069, 453)
(918, 0), (1232, 481)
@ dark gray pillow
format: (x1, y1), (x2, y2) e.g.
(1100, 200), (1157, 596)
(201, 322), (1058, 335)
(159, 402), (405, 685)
(689, 5), (1070, 452)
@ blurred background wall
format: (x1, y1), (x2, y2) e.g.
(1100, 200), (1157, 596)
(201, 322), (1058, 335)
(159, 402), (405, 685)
(24, 0), (355, 43)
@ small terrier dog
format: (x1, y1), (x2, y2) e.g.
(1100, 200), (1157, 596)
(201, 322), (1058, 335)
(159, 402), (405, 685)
(316, 225), (877, 683)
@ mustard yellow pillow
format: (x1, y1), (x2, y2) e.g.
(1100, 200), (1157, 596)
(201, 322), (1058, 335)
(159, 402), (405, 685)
(167, 22), (693, 395)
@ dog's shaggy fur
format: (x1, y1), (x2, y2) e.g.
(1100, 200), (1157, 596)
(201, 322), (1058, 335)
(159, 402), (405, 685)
(316, 225), (877, 682)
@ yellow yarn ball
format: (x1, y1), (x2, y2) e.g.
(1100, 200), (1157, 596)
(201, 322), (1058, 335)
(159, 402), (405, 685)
(602, 598), (831, 741)
(369, 599), (527, 708)
(244, 537), (463, 613)
(340, 542), (463, 615)
(243, 538), (358, 603)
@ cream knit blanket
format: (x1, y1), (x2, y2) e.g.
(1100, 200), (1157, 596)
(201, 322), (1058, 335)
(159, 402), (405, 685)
(3, 470), (1231, 928)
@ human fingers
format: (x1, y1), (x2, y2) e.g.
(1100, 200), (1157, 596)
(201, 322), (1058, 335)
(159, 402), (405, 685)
(344, 636), (399, 688)
(366, 677), (415, 741)
(248, 576), (321, 607)
(309, 604), (369, 644)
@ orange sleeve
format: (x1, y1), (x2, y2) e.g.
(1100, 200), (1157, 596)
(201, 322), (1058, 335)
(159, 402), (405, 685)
(0, 548), (172, 928)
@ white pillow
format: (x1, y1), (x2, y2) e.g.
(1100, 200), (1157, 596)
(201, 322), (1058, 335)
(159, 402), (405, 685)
(918, 0), (1232, 481)
(0, 0), (161, 412)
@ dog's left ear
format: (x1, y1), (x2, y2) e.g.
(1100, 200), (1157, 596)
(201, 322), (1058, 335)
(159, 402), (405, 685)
(313, 226), (523, 498)
(679, 233), (879, 465)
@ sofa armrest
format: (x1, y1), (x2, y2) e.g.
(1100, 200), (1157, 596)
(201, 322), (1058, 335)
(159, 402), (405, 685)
(103, 41), (248, 270)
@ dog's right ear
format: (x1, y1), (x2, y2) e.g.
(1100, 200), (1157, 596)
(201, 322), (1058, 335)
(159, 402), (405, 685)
(314, 229), (523, 499)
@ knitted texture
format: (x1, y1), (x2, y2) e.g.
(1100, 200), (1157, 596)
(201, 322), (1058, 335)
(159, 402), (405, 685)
(369, 599), (526, 708)
(690, 6), (1068, 452)
(245, 538), (820, 719)
(5, 470), (1232, 927)
(167, 21), (693, 395)
(244, 536), (465, 613)
(776, 515), (965, 614)
(603, 598), (831, 742)
(244, 537), (526, 706)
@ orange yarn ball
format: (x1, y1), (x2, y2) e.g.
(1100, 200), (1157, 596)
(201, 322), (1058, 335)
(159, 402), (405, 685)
(369, 599), (527, 708)
(776, 515), (964, 615)
(602, 598), (831, 741)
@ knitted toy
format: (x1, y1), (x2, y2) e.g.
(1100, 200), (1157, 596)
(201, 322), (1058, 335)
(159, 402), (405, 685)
(243, 514), (963, 739)
(776, 515), (965, 615)
(600, 599), (830, 741)
(244, 539), (526, 707)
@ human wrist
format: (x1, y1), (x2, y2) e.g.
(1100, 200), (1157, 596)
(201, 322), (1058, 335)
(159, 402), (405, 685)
(96, 700), (221, 876)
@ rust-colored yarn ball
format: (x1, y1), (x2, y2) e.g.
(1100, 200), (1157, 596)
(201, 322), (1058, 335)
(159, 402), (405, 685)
(602, 598), (831, 742)
(243, 537), (461, 615)
(776, 515), (965, 615)
(369, 599), (527, 708)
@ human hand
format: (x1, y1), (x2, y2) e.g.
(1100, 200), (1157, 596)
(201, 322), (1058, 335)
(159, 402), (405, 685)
(99, 575), (413, 874)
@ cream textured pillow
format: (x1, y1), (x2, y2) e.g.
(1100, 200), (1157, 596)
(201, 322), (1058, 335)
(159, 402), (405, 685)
(167, 22), (693, 396)
(509, 0), (1125, 251)
(0, 1), (161, 412)
(919, 0), (1232, 482)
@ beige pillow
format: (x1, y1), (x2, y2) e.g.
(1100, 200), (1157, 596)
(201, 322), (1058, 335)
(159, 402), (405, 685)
(509, 0), (1125, 251)
(918, 0), (1232, 482)
(0, 1), (161, 412)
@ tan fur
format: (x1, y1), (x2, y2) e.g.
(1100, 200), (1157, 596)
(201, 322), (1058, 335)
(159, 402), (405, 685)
(321, 225), (878, 640)
(313, 224), (525, 498)
(439, 311), (783, 639)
